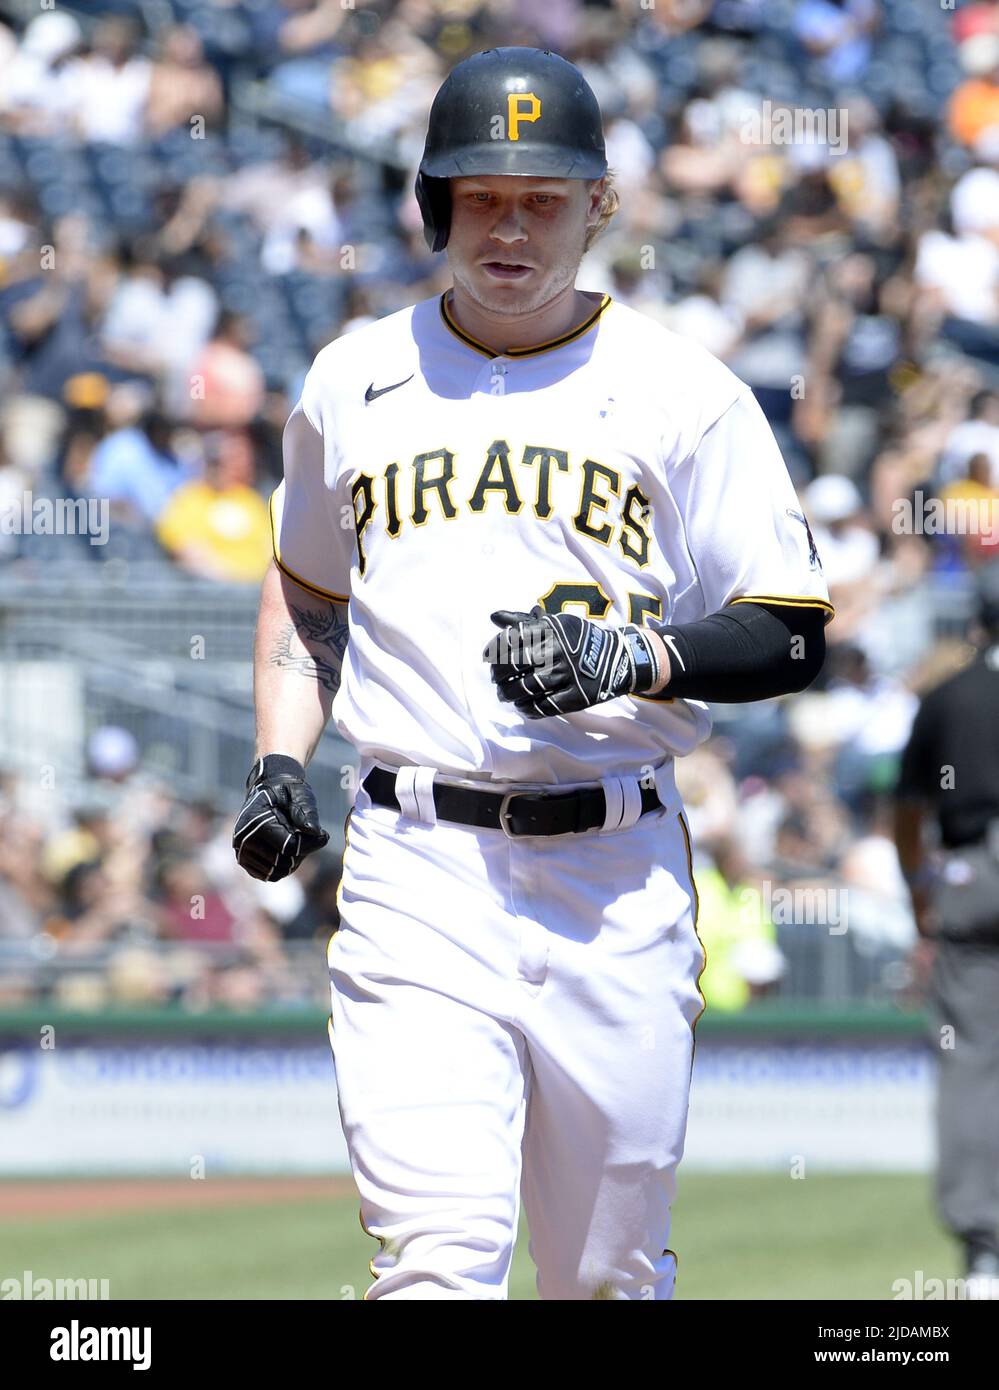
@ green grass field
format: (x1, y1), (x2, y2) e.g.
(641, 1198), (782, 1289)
(0, 1174), (957, 1300)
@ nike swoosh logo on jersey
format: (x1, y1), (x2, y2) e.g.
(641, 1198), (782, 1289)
(365, 374), (414, 404)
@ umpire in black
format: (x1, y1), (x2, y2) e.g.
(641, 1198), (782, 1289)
(893, 560), (999, 1295)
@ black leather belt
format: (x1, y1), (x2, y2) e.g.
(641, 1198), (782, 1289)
(362, 766), (664, 838)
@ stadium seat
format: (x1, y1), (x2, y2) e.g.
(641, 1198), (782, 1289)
(926, 61), (963, 98)
(226, 125), (290, 169)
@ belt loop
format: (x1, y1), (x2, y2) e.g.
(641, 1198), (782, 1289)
(355, 755), (375, 809)
(599, 777), (625, 833)
(618, 777), (643, 831)
(653, 759), (678, 816)
(414, 767), (437, 824)
(395, 766), (438, 825)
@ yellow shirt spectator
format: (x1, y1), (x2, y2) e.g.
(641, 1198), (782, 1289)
(693, 861), (783, 1013)
(156, 430), (271, 583)
(940, 454), (999, 565)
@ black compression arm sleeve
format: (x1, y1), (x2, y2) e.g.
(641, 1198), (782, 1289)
(647, 602), (827, 702)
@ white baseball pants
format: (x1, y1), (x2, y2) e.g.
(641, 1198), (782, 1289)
(328, 761), (705, 1301)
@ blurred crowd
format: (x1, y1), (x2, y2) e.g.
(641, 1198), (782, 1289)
(0, 727), (344, 1011)
(2, 0), (999, 1009)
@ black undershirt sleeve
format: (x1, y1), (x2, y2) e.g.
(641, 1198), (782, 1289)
(646, 601), (828, 703)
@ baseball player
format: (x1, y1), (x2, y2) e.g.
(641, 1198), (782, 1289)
(233, 47), (833, 1300)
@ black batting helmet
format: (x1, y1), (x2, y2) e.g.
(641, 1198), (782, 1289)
(415, 47), (608, 254)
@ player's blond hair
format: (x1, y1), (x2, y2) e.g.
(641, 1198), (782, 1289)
(583, 169), (620, 252)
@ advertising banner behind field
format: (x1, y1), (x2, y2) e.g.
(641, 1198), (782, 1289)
(684, 1041), (935, 1171)
(0, 1035), (935, 1175)
(0, 1039), (350, 1175)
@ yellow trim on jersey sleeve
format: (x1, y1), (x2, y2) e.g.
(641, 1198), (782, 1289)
(269, 490), (350, 604)
(727, 594), (835, 625)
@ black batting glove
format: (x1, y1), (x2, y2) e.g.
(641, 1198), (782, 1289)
(233, 754), (329, 881)
(483, 606), (663, 719)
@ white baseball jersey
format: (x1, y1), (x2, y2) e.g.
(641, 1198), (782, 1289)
(271, 289), (832, 784)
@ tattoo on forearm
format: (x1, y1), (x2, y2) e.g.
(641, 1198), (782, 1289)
(269, 603), (349, 693)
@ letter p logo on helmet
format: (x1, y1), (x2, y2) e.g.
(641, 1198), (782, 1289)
(508, 93), (541, 141)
